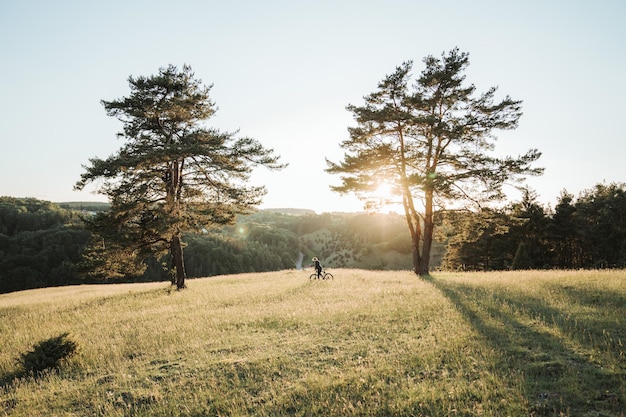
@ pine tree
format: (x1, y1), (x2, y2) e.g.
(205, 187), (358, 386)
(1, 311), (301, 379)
(327, 48), (542, 275)
(75, 65), (284, 288)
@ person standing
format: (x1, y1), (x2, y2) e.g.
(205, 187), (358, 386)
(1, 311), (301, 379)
(312, 257), (322, 279)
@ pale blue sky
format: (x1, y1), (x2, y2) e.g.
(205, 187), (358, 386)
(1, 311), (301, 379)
(1, 0), (624, 213)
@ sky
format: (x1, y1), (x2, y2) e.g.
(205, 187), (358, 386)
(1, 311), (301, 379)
(1, 0), (625, 214)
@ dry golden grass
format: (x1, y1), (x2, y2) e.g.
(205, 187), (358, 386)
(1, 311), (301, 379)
(0, 269), (624, 416)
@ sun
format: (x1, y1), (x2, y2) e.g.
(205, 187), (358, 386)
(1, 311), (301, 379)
(371, 181), (401, 213)
(374, 182), (395, 200)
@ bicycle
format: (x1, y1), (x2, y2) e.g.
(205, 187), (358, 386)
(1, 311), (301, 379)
(309, 269), (334, 280)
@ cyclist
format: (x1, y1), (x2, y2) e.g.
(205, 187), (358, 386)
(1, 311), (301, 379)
(312, 257), (322, 279)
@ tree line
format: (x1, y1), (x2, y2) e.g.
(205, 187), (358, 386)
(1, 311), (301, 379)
(2, 182), (625, 293)
(0, 197), (90, 293)
(438, 184), (626, 270)
(0, 197), (412, 293)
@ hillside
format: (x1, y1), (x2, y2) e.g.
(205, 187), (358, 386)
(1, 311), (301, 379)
(1, 269), (624, 416)
(0, 198), (431, 293)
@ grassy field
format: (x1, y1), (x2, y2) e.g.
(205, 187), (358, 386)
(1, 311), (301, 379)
(0, 269), (624, 416)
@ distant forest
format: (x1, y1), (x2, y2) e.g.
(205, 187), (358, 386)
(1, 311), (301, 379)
(1, 182), (625, 293)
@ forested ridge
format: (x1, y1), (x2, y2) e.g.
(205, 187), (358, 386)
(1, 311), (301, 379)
(1, 182), (625, 293)
(0, 197), (419, 294)
(0, 198), (90, 293)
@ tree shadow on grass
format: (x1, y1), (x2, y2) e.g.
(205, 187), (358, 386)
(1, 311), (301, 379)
(426, 276), (625, 416)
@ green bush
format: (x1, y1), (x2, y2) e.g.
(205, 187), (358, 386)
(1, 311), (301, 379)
(19, 333), (78, 374)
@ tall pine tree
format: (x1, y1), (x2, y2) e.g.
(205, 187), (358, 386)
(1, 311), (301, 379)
(327, 48), (542, 275)
(76, 65), (284, 288)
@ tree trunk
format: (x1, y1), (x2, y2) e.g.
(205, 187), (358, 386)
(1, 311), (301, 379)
(412, 236), (421, 275)
(403, 192), (425, 276)
(419, 237), (431, 276)
(419, 190), (434, 276)
(413, 235), (431, 276)
(170, 234), (187, 289)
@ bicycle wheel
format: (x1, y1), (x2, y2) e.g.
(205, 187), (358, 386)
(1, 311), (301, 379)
(324, 272), (334, 280)
(309, 273), (318, 280)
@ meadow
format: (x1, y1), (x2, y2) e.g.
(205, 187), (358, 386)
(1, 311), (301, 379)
(0, 269), (624, 416)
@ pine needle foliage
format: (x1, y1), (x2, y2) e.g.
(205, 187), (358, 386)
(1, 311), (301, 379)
(327, 48), (543, 275)
(75, 65), (285, 288)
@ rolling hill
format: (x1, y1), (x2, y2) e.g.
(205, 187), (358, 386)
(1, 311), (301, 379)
(0, 269), (624, 416)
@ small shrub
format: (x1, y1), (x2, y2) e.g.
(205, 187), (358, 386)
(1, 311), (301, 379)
(19, 333), (78, 374)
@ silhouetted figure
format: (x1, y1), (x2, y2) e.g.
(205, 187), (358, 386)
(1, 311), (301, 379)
(313, 257), (322, 279)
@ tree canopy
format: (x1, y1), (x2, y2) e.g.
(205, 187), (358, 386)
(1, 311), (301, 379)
(75, 65), (285, 288)
(327, 48), (543, 275)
